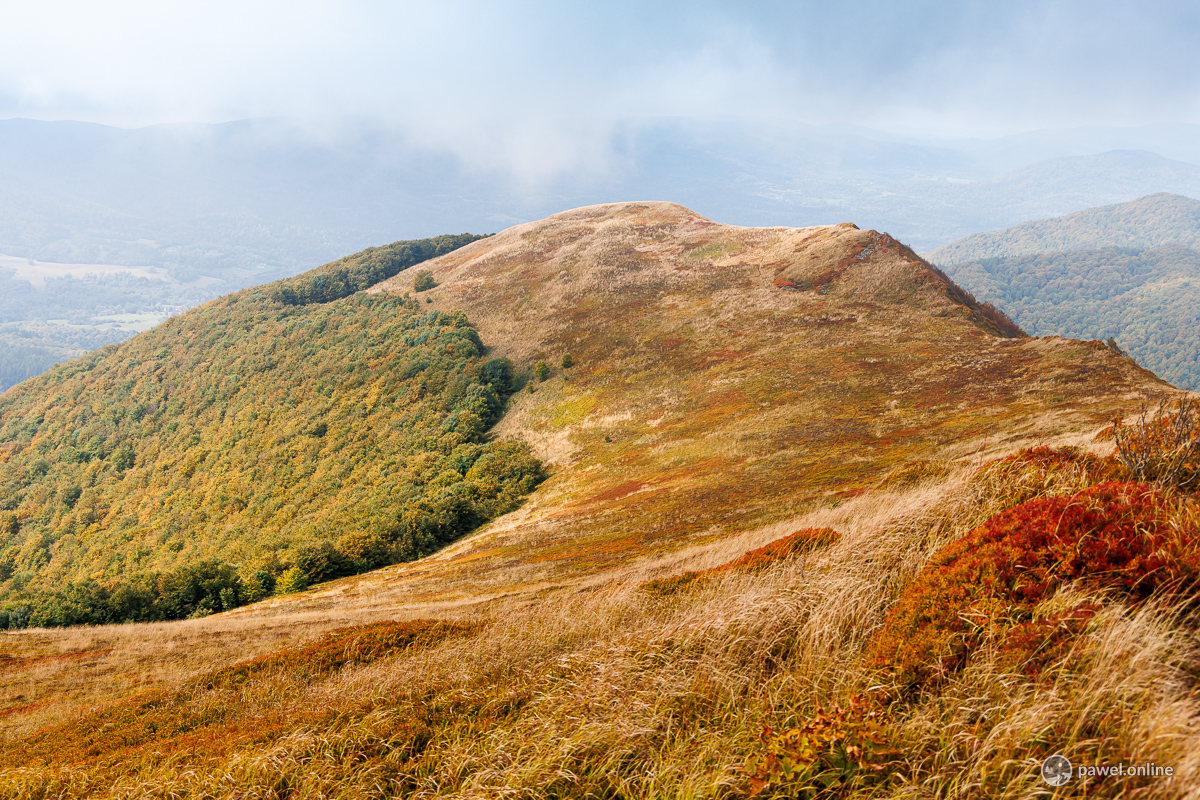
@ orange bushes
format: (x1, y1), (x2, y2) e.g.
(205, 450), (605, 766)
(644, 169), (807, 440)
(641, 528), (841, 597)
(868, 482), (1200, 693)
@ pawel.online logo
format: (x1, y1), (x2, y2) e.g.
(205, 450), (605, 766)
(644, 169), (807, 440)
(1041, 754), (1175, 785)
(1042, 754), (1072, 786)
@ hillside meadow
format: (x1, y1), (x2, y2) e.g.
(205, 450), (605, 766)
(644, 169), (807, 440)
(0, 203), (1195, 798)
(1, 425), (1197, 798)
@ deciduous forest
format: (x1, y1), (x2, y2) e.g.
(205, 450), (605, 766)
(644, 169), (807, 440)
(944, 246), (1200, 389)
(0, 236), (542, 628)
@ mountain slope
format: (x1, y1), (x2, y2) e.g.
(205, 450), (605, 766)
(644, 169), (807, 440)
(927, 194), (1200, 390)
(355, 202), (1170, 599)
(924, 192), (1200, 263)
(0, 235), (539, 626)
(943, 246), (1200, 389)
(0, 203), (1191, 797)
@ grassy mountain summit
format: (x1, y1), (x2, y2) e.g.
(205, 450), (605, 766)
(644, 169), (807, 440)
(924, 192), (1200, 264)
(359, 202), (1165, 595)
(0, 203), (1193, 798)
(927, 194), (1200, 390)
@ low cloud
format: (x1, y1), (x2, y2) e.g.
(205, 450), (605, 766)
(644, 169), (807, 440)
(1, 0), (1197, 182)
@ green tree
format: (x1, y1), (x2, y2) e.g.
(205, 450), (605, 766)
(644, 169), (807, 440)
(413, 271), (437, 292)
(561, 353), (574, 369)
(534, 361), (550, 381)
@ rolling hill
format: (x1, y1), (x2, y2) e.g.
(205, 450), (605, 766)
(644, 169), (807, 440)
(0, 203), (1194, 798)
(924, 192), (1200, 263)
(927, 194), (1200, 390)
(0, 232), (530, 626)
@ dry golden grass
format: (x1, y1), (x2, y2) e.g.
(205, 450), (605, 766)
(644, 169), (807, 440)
(359, 202), (1177, 603)
(2, 453), (1196, 798)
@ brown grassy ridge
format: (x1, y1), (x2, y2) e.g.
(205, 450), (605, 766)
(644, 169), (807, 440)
(357, 202), (1176, 599)
(0, 202), (1194, 795)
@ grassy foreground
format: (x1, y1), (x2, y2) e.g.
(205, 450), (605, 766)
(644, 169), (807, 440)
(1, 417), (1197, 798)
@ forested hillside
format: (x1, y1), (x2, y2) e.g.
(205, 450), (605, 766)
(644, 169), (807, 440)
(925, 192), (1200, 263)
(928, 193), (1200, 390)
(0, 236), (541, 628)
(942, 246), (1200, 389)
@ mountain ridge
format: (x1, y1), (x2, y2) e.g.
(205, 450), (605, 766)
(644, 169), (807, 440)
(349, 201), (1170, 599)
(924, 191), (1200, 263)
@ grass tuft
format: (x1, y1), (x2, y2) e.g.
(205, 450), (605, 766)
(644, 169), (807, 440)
(641, 528), (842, 597)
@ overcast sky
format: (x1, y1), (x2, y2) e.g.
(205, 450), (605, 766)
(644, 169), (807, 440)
(1, 0), (1197, 170)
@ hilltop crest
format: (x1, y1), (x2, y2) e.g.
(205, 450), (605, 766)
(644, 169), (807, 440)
(375, 202), (1014, 359)
(365, 202), (1169, 598)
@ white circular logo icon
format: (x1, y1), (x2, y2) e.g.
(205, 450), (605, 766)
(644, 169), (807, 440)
(1042, 754), (1073, 786)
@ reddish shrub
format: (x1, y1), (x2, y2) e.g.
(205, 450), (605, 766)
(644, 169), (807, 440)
(993, 602), (1102, 678)
(715, 528), (842, 575)
(641, 571), (702, 598)
(868, 482), (1200, 692)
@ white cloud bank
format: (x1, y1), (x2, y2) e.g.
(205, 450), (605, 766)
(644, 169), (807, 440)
(1, 0), (1197, 177)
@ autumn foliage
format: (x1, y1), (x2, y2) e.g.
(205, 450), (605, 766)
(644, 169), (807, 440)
(868, 481), (1200, 692)
(270, 234), (484, 306)
(742, 696), (899, 798)
(0, 291), (543, 627)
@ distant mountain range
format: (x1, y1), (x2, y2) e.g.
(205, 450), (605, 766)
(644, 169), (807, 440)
(930, 193), (1200, 389)
(924, 192), (1200, 263)
(3, 118), (1200, 274)
(4, 118), (1200, 391)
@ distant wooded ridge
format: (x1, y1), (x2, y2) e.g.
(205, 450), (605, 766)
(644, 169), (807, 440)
(0, 233), (487, 393)
(925, 193), (1200, 263)
(933, 194), (1200, 390)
